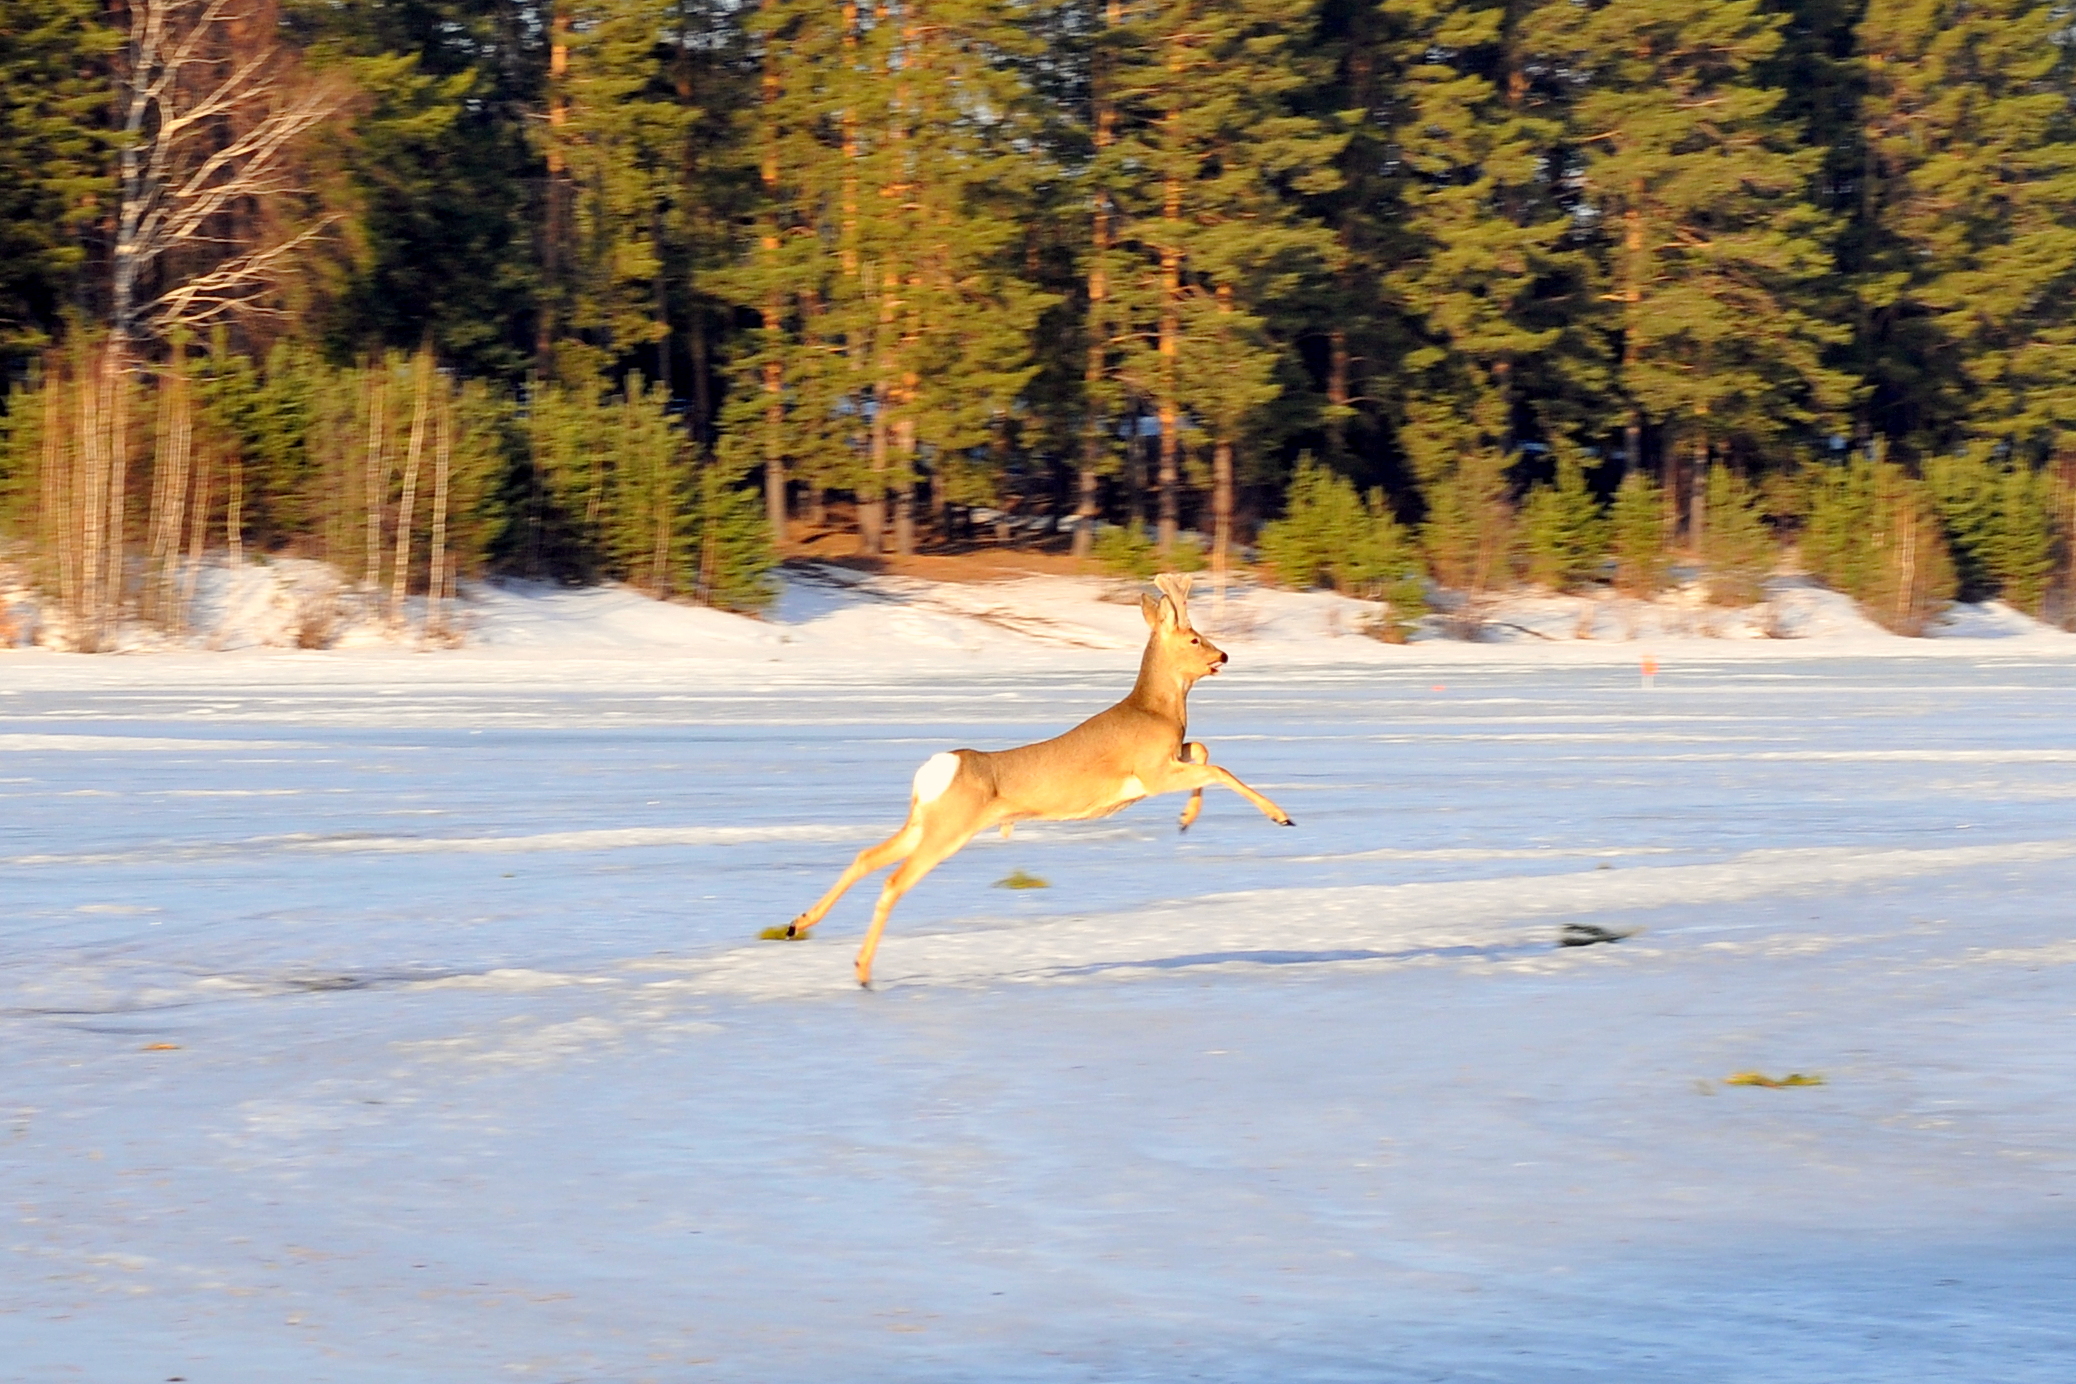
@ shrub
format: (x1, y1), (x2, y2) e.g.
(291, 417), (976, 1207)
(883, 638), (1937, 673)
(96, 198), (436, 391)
(1517, 451), (1608, 591)
(1926, 452), (2056, 613)
(1697, 466), (1776, 607)
(1803, 457), (1956, 634)
(1259, 456), (1428, 632)
(1091, 520), (1203, 578)
(1607, 471), (1669, 597)
(1419, 449), (1512, 597)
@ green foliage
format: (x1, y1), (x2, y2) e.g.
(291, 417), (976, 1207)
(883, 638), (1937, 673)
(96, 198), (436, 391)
(530, 360), (773, 610)
(0, 0), (115, 358)
(1420, 444), (1513, 596)
(1856, 0), (2076, 461)
(1698, 466), (1777, 607)
(1517, 453), (1609, 592)
(1525, 0), (1852, 457)
(1608, 471), (1670, 598)
(1803, 457), (1957, 634)
(1925, 452), (2059, 612)
(1091, 520), (1202, 579)
(1259, 456), (1423, 611)
(690, 452), (778, 614)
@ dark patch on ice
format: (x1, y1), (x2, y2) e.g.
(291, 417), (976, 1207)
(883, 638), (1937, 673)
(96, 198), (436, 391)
(1558, 923), (1638, 947)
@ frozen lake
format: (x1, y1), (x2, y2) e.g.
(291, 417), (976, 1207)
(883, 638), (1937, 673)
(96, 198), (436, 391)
(5, 647), (2074, 1381)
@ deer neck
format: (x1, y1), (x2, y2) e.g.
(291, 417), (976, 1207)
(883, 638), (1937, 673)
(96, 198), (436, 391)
(1125, 643), (1193, 726)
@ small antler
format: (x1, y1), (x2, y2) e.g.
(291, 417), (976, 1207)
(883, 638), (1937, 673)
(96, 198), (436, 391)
(1153, 572), (1194, 630)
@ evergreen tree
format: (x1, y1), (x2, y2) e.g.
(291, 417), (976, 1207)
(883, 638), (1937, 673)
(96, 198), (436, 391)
(1376, 0), (1589, 489)
(1526, 0), (1850, 505)
(1607, 469), (1669, 596)
(292, 0), (542, 378)
(1803, 454), (1956, 632)
(545, 0), (697, 373)
(1697, 465), (1775, 606)
(1856, 0), (2076, 461)
(1102, 0), (1343, 554)
(0, 0), (115, 360)
(1518, 450), (1608, 591)
(1926, 451), (2058, 611)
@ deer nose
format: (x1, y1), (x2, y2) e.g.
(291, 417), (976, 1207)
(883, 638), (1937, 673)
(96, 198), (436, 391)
(1216, 651), (1228, 665)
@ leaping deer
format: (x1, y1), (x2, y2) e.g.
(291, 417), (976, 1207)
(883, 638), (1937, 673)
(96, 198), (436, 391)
(769, 572), (1294, 986)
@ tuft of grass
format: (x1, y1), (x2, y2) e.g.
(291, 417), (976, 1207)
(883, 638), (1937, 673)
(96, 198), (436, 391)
(1722, 1070), (1825, 1088)
(994, 869), (1050, 890)
(759, 924), (808, 941)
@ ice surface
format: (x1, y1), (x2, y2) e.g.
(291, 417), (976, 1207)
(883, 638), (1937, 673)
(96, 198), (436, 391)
(3, 587), (2075, 1381)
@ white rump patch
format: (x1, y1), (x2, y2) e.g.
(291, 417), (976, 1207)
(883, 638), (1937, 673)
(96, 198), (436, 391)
(1120, 775), (1148, 800)
(912, 752), (961, 804)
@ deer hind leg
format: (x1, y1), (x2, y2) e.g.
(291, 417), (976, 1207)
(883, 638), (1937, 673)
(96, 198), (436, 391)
(773, 818), (924, 939)
(1178, 741), (1210, 832)
(853, 814), (985, 988)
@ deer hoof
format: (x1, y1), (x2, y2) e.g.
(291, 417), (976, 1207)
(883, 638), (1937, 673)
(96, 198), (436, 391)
(1278, 817), (1295, 827)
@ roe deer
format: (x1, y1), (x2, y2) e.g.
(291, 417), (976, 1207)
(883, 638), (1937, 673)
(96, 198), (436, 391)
(770, 572), (1293, 986)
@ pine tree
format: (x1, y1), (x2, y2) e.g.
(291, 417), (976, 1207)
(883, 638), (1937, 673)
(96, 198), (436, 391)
(0, 0), (115, 360)
(1377, 0), (1587, 482)
(1526, 0), (1850, 510)
(1518, 450), (1608, 591)
(1102, 0), (1343, 555)
(548, 0), (698, 371)
(1607, 469), (1669, 597)
(1856, 0), (2076, 461)
(1803, 454), (1956, 632)
(1697, 466), (1775, 606)
(1419, 440), (1512, 595)
(1259, 454), (1420, 599)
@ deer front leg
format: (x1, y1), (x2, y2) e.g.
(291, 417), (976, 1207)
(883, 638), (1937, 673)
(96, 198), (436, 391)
(1154, 754), (1294, 827)
(1178, 741), (1209, 832)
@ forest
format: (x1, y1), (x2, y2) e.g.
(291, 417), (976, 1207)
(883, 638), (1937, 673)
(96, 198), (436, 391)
(2, 0), (2074, 646)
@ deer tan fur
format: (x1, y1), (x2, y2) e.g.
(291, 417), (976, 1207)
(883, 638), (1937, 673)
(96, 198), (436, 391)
(778, 572), (1293, 986)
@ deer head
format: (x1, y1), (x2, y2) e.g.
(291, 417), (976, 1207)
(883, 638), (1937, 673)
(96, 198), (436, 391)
(1139, 571), (1227, 681)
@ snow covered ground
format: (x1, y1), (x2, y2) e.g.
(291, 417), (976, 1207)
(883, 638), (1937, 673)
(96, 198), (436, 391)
(4, 575), (2075, 1381)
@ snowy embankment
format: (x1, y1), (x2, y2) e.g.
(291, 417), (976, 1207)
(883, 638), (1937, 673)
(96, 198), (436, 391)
(3, 574), (2075, 1381)
(5, 552), (2074, 667)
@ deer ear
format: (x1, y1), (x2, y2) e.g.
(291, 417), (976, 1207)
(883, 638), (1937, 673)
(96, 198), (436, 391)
(1140, 593), (1162, 629)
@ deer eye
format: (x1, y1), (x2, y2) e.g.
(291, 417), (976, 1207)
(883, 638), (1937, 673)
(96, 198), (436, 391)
(1189, 637), (1199, 645)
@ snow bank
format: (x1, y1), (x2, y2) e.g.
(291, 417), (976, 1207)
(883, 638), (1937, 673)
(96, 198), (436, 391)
(3, 556), (2074, 679)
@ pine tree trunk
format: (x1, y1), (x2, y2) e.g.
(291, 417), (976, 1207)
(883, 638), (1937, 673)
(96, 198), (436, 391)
(1690, 436), (1708, 560)
(364, 371), (387, 591)
(1078, 2), (1115, 562)
(78, 347), (106, 648)
(1327, 328), (1349, 460)
(1074, 466), (1099, 560)
(759, 7), (787, 551)
(1212, 435), (1233, 602)
(541, 5), (570, 370)
(1158, 153), (1182, 553)
(226, 450), (243, 567)
(689, 301), (711, 447)
(392, 350), (432, 623)
(861, 380), (887, 555)
(182, 436), (213, 618)
(102, 349), (130, 636)
(429, 385), (451, 638)
(41, 365), (73, 619)
(894, 417), (917, 557)
(653, 204), (672, 402)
